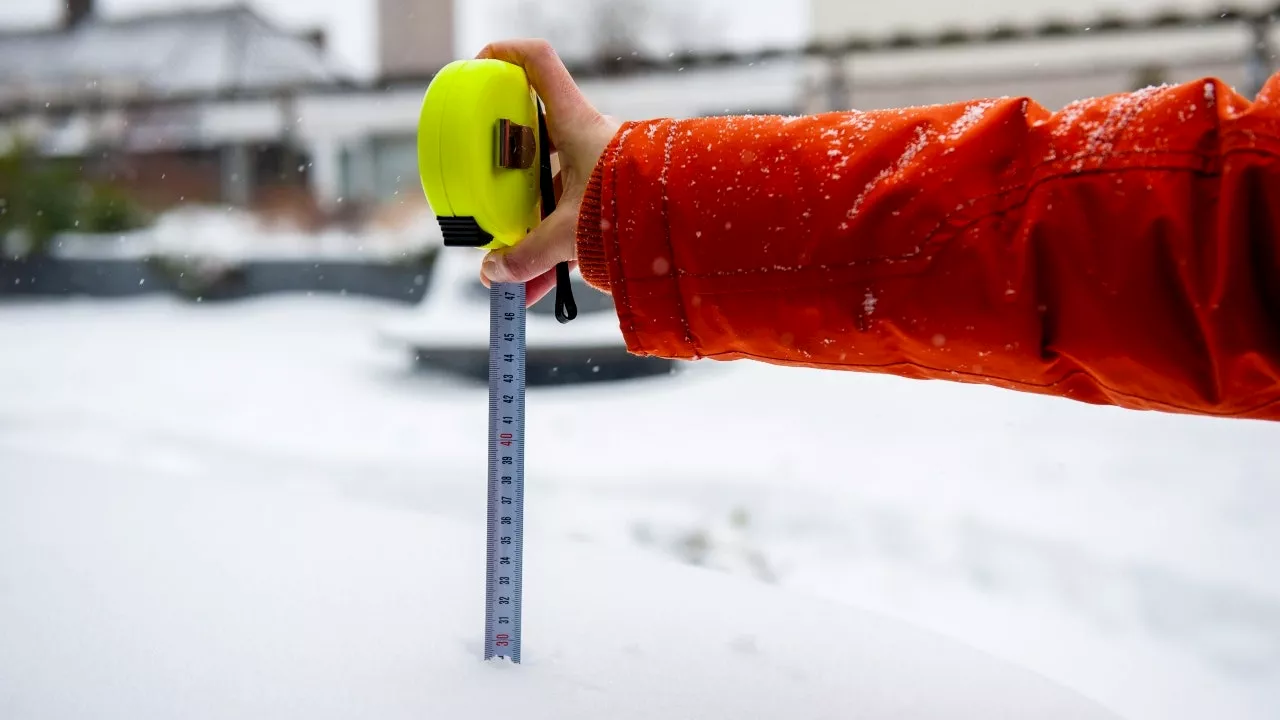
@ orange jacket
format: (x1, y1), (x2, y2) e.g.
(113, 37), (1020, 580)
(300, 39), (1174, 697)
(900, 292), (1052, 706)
(574, 74), (1280, 421)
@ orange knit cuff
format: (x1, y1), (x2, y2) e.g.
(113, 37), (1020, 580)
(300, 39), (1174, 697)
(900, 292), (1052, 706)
(574, 125), (628, 294)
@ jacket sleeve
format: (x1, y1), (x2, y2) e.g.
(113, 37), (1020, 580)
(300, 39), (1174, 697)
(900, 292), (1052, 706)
(574, 74), (1280, 421)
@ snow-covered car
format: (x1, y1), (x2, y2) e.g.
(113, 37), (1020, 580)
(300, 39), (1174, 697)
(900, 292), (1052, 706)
(380, 249), (676, 384)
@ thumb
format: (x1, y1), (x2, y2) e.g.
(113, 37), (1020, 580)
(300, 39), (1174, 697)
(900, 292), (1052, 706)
(481, 207), (577, 285)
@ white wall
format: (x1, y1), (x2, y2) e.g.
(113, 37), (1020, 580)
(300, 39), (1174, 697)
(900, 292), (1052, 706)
(824, 25), (1268, 110)
(576, 61), (808, 119)
(292, 61), (808, 204)
(798, 6), (1275, 111)
(809, 0), (1276, 39)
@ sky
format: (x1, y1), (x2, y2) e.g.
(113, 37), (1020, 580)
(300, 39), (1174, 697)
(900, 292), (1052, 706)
(0, 0), (810, 79)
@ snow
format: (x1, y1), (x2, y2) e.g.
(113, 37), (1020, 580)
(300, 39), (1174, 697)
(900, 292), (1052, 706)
(378, 251), (630, 350)
(0, 450), (1111, 720)
(1, 295), (1278, 719)
(845, 125), (934, 223)
(945, 100), (998, 141)
(39, 205), (441, 263)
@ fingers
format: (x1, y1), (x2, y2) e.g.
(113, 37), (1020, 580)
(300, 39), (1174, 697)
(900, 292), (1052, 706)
(476, 39), (597, 130)
(478, 262), (577, 308)
(523, 264), (559, 307)
(481, 207), (577, 285)
(525, 260), (578, 307)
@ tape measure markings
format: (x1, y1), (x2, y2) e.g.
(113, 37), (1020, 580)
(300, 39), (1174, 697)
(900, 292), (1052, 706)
(485, 280), (526, 662)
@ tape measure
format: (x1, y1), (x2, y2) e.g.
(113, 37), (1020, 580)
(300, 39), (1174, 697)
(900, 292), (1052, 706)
(418, 58), (576, 663)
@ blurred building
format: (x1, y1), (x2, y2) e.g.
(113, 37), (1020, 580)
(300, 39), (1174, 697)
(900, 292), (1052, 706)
(0, 0), (1273, 232)
(0, 0), (804, 227)
(378, 0), (456, 80)
(0, 1), (346, 224)
(806, 0), (1277, 110)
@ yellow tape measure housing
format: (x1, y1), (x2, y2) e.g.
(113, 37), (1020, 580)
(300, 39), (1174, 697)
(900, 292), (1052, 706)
(418, 59), (542, 250)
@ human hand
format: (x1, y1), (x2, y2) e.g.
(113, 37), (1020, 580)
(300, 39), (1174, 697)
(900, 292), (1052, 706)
(475, 39), (621, 305)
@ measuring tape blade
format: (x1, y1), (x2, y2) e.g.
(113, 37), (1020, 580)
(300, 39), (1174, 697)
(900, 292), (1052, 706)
(485, 280), (526, 662)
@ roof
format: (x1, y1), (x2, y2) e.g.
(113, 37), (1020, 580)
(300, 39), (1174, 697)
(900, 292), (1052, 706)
(0, 4), (349, 104)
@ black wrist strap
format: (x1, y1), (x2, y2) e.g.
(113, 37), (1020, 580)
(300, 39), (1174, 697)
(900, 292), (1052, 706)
(537, 99), (576, 324)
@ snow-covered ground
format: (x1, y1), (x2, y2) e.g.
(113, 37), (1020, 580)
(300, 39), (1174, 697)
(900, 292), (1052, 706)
(1, 295), (1277, 719)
